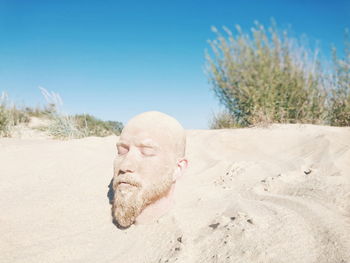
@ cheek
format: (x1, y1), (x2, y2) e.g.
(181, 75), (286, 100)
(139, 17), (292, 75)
(139, 158), (164, 177)
(142, 157), (175, 179)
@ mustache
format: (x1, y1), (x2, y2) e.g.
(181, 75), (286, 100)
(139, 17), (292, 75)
(114, 173), (142, 188)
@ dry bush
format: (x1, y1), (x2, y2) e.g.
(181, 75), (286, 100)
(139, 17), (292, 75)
(39, 87), (86, 139)
(0, 93), (11, 137)
(40, 88), (123, 139)
(74, 114), (123, 137)
(0, 92), (29, 137)
(206, 21), (328, 127)
(210, 111), (238, 129)
(0, 88), (123, 139)
(328, 29), (350, 126)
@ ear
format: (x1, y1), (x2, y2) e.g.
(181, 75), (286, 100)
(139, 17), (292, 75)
(173, 158), (188, 182)
(177, 158), (188, 171)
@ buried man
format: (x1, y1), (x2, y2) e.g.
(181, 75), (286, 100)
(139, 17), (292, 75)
(111, 111), (188, 228)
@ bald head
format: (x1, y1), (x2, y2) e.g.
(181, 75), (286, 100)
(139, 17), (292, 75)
(122, 111), (186, 158)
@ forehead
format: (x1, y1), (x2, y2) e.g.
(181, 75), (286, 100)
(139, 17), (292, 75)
(120, 125), (173, 146)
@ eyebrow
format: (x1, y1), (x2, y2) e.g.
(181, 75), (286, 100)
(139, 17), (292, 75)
(136, 140), (159, 148)
(116, 141), (129, 147)
(116, 140), (159, 149)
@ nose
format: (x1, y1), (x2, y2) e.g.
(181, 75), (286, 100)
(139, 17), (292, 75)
(117, 152), (137, 175)
(119, 162), (135, 174)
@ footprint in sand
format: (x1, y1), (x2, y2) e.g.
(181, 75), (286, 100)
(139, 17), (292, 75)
(257, 173), (283, 193)
(214, 161), (250, 188)
(194, 212), (256, 262)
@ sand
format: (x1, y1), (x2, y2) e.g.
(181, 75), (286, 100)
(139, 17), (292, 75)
(1, 124), (350, 262)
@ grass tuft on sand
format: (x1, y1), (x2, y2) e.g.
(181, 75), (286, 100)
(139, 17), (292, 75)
(0, 88), (123, 139)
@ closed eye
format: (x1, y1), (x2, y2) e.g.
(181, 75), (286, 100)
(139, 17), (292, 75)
(117, 145), (129, 155)
(140, 147), (156, 156)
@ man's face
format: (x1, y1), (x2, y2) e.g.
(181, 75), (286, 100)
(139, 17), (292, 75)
(112, 126), (177, 228)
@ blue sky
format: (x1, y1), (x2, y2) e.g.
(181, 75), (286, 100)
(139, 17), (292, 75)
(0, 0), (349, 129)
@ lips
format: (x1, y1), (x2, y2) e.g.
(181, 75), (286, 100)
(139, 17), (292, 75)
(119, 182), (132, 186)
(117, 181), (137, 188)
(115, 175), (141, 187)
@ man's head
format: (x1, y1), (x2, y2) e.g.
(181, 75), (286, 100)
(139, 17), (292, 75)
(112, 111), (187, 228)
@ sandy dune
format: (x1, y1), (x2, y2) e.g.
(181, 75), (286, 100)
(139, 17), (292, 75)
(1, 124), (350, 262)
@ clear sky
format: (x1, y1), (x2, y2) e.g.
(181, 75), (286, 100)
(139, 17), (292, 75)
(0, 0), (349, 129)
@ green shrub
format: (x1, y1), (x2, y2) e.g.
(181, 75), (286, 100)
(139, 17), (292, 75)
(46, 113), (85, 139)
(328, 29), (350, 126)
(36, 87), (81, 139)
(39, 89), (123, 139)
(11, 106), (30, 125)
(46, 113), (123, 139)
(206, 21), (328, 127)
(24, 103), (57, 118)
(0, 104), (10, 137)
(0, 93), (30, 137)
(0, 88), (123, 139)
(74, 114), (123, 137)
(210, 111), (239, 129)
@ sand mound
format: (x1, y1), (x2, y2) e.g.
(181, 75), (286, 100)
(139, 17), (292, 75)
(1, 124), (349, 262)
